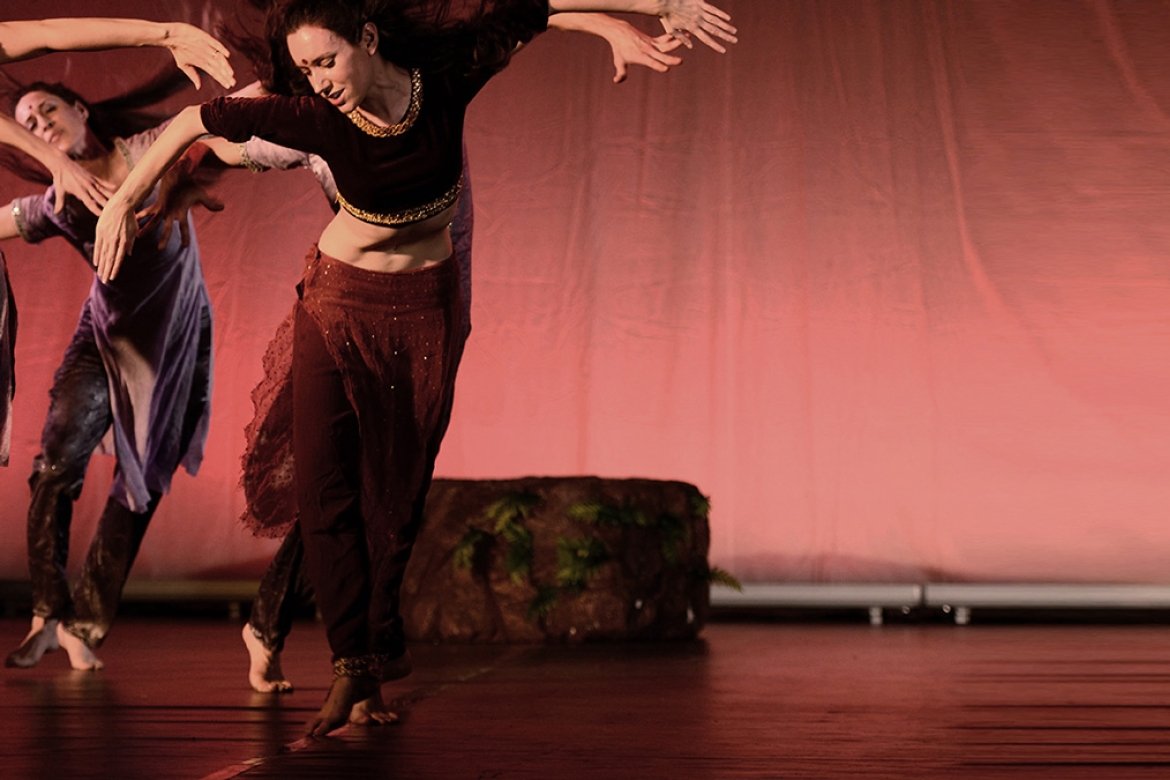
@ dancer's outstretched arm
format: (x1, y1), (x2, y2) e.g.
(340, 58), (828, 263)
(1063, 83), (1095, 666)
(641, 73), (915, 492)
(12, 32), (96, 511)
(0, 17), (234, 216)
(549, 0), (738, 53)
(0, 114), (109, 215)
(0, 18), (234, 88)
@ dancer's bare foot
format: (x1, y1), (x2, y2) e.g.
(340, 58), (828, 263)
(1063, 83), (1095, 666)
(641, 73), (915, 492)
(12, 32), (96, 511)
(305, 675), (379, 738)
(5, 617), (60, 668)
(348, 687), (399, 726)
(55, 623), (103, 671)
(242, 624), (293, 693)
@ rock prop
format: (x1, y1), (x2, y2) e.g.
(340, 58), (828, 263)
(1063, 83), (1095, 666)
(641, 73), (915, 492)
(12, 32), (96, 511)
(401, 477), (713, 643)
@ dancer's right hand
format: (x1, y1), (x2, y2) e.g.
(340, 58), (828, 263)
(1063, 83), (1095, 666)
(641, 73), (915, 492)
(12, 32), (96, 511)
(605, 17), (684, 83)
(93, 195), (138, 283)
(162, 22), (235, 90)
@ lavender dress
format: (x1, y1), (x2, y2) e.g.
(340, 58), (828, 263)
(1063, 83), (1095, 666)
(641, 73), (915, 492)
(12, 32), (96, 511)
(11, 125), (212, 511)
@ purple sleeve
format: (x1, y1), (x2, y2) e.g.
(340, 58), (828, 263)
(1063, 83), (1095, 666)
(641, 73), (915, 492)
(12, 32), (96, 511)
(11, 193), (58, 245)
(241, 137), (313, 171)
(201, 95), (334, 156)
(120, 119), (173, 164)
(242, 138), (339, 205)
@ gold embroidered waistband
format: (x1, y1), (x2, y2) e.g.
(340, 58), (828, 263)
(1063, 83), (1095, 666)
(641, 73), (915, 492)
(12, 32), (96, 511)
(336, 178), (462, 226)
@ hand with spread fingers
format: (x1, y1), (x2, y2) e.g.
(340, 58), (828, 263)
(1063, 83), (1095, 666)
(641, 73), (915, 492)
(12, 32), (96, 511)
(0, 18), (235, 87)
(161, 22), (236, 90)
(606, 18), (684, 83)
(45, 148), (113, 216)
(658, 0), (739, 53)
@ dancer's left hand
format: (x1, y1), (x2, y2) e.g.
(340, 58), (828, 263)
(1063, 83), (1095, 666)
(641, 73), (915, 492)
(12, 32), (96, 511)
(45, 150), (112, 216)
(659, 0), (738, 53)
(605, 18), (683, 83)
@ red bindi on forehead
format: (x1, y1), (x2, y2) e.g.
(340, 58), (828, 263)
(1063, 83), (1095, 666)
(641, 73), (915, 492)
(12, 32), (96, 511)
(17, 92), (53, 111)
(287, 26), (344, 63)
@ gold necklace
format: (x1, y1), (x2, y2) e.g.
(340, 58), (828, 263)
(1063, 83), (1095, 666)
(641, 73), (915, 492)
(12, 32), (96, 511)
(346, 68), (422, 137)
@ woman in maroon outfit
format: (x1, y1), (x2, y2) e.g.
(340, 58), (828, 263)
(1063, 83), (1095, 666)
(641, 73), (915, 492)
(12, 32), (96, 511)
(96, 0), (736, 736)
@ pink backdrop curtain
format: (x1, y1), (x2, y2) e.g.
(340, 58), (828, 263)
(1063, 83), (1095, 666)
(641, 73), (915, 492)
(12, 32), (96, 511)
(0, 0), (1167, 584)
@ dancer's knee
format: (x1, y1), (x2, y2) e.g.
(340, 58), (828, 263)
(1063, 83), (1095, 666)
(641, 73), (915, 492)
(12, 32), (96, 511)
(28, 453), (86, 499)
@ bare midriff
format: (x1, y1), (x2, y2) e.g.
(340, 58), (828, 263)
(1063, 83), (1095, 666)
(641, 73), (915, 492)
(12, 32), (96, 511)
(316, 203), (456, 272)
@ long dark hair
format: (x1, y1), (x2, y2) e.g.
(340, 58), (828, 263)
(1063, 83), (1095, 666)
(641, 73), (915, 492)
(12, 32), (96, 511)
(224, 0), (518, 96)
(1, 72), (189, 184)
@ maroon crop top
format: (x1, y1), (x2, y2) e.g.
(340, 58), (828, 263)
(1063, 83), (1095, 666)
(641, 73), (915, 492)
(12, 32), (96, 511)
(201, 0), (549, 227)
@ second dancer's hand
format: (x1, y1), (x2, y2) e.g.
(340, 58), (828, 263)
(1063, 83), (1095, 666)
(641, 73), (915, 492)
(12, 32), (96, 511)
(163, 22), (235, 90)
(93, 196), (138, 283)
(659, 0), (738, 53)
(46, 150), (112, 216)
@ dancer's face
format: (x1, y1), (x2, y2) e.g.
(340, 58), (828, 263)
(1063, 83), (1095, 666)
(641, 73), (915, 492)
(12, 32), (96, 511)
(287, 23), (376, 114)
(15, 90), (90, 156)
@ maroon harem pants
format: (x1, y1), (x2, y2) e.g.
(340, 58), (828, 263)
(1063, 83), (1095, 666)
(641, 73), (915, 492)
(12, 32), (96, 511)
(287, 247), (464, 674)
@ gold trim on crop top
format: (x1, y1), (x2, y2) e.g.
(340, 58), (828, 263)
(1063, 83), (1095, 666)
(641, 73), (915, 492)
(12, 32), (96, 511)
(336, 177), (463, 226)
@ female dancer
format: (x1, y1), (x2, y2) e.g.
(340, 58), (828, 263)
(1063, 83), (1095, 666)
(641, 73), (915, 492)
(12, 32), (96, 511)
(205, 10), (689, 695)
(0, 17), (230, 472)
(0, 16), (228, 670)
(96, 0), (735, 735)
(1, 79), (213, 671)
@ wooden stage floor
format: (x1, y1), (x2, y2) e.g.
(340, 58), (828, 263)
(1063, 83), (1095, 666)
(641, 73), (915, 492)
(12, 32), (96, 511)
(1, 617), (1169, 778)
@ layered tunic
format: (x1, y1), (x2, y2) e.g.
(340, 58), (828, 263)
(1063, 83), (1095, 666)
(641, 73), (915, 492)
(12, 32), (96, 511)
(12, 125), (212, 511)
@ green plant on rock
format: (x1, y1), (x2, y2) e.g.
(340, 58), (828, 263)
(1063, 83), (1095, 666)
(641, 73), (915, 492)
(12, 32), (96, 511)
(555, 536), (610, 590)
(487, 492), (539, 583)
(658, 512), (687, 564)
(568, 498), (703, 567)
(452, 491), (540, 579)
(453, 527), (491, 572)
(527, 585), (560, 620)
(500, 523), (533, 585)
(706, 565), (743, 591)
(672, 494), (710, 564)
(568, 502), (649, 528)
(453, 490), (720, 626)
(690, 493), (711, 519)
(485, 491), (541, 524)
